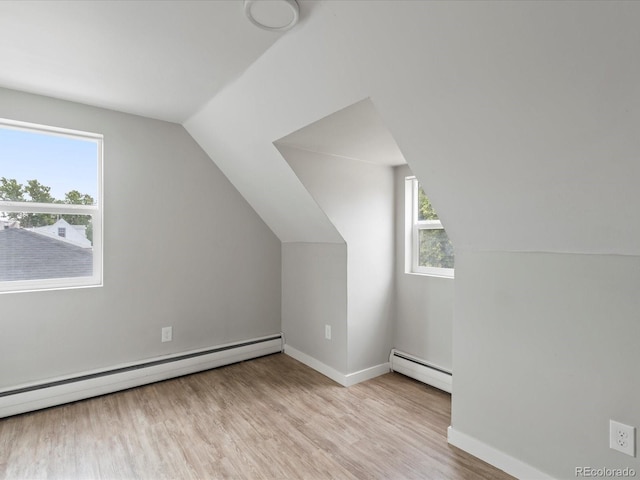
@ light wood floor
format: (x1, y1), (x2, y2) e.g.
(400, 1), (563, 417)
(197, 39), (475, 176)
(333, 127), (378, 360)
(0, 353), (513, 480)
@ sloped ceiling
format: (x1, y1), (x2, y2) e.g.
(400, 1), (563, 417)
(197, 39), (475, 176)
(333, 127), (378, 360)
(1, 1), (639, 254)
(0, 0), (316, 123)
(186, 1), (640, 255)
(276, 98), (406, 167)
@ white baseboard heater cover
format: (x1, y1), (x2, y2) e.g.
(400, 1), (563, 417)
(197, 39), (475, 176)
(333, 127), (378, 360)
(0, 334), (283, 419)
(389, 349), (452, 393)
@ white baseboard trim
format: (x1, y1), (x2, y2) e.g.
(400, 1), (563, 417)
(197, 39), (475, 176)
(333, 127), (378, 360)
(447, 427), (555, 480)
(283, 344), (389, 387)
(284, 345), (348, 386)
(0, 334), (283, 419)
(344, 362), (390, 387)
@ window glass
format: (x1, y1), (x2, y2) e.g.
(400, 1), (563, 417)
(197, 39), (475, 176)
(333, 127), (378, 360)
(0, 120), (102, 293)
(406, 177), (454, 277)
(417, 185), (439, 221)
(418, 228), (454, 269)
(0, 127), (97, 204)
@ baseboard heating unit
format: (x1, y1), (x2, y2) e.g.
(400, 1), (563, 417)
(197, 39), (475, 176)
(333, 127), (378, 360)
(0, 334), (283, 419)
(389, 349), (452, 393)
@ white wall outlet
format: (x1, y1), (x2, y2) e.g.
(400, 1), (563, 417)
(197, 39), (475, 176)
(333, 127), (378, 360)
(161, 326), (173, 343)
(610, 420), (635, 457)
(324, 324), (331, 340)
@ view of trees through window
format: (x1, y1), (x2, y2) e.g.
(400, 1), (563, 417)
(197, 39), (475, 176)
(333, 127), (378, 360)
(0, 177), (95, 242)
(416, 184), (454, 270)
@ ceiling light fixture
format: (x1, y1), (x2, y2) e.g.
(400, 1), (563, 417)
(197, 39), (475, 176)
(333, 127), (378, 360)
(244, 0), (299, 32)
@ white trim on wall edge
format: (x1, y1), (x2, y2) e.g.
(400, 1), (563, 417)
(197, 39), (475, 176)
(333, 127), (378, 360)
(344, 362), (390, 387)
(447, 427), (555, 480)
(0, 334), (283, 419)
(284, 344), (389, 387)
(284, 344), (347, 386)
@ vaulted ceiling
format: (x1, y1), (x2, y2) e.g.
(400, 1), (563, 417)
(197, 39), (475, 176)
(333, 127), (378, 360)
(0, 1), (317, 123)
(276, 98), (406, 167)
(3, 1), (640, 255)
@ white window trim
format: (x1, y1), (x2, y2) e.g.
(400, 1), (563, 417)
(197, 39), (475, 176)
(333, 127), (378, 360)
(0, 118), (103, 294)
(405, 176), (454, 279)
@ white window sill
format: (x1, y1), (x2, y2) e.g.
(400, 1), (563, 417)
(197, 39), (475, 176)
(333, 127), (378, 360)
(405, 271), (455, 280)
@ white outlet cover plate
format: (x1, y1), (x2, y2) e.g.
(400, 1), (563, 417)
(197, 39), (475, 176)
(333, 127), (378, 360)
(610, 420), (635, 457)
(161, 326), (173, 343)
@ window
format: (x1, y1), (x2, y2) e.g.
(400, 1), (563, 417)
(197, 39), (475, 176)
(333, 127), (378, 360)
(405, 176), (454, 278)
(0, 118), (102, 293)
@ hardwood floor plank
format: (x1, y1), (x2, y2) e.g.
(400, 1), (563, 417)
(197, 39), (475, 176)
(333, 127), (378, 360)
(0, 353), (513, 479)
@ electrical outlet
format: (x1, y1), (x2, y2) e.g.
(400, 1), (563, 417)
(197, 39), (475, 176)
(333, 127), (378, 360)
(324, 324), (331, 340)
(161, 326), (173, 343)
(610, 420), (635, 457)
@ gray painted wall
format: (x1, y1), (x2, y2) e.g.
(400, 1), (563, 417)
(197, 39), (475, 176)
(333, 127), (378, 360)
(280, 145), (394, 373)
(0, 87), (281, 389)
(393, 165), (453, 371)
(281, 242), (348, 373)
(187, 1), (640, 475)
(453, 251), (640, 478)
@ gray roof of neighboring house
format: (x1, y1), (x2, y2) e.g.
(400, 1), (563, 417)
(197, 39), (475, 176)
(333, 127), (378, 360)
(0, 228), (92, 282)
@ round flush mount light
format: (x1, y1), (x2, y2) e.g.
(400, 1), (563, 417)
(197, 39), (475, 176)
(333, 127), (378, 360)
(244, 0), (299, 32)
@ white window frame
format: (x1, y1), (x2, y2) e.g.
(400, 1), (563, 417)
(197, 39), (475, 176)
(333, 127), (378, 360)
(0, 118), (103, 294)
(405, 176), (454, 278)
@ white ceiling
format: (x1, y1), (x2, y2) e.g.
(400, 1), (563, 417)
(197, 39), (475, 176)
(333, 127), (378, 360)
(0, 1), (318, 123)
(0, 1), (402, 166)
(276, 98), (406, 166)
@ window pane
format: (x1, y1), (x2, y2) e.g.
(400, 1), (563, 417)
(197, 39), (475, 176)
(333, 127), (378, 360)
(0, 127), (98, 205)
(0, 213), (93, 281)
(418, 228), (455, 269)
(417, 185), (439, 221)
